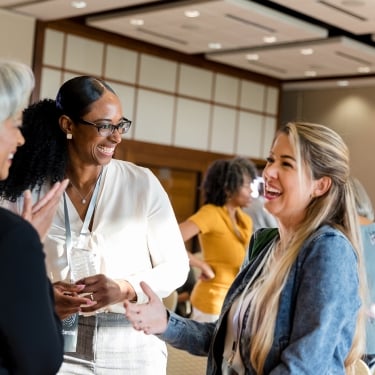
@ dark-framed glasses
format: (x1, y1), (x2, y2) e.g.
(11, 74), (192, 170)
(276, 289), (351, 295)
(77, 117), (132, 137)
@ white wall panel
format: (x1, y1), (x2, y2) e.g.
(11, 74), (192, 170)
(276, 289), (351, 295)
(174, 98), (210, 150)
(266, 86), (279, 115)
(214, 74), (239, 106)
(39, 68), (62, 99)
(240, 81), (265, 112)
(139, 54), (177, 92)
(0, 9), (35, 66)
(105, 45), (138, 84)
(236, 112), (263, 157)
(65, 35), (104, 76)
(262, 116), (277, 158)
(210, 106), (236, 154)
(134, 89), (174, 145)
(179, 64), (213, 100)
(43, 29), (64, 67)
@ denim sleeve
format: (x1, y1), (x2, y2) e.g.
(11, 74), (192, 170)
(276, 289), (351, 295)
(270, 232), (361, 374)
(159, 311), (215, 356)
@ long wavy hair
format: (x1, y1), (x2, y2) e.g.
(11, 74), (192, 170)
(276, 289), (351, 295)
(0, 76), (115, 201)
(248, 122), (364, 373)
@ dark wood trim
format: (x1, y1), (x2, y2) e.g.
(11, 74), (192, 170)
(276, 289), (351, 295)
(115, 138), (266, 172)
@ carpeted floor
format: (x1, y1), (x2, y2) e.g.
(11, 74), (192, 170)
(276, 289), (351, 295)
(166, 344), (207, 375)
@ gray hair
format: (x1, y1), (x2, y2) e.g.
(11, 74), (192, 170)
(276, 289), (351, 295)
(0, 60), (34, 126)
(349, 176), (374, 221)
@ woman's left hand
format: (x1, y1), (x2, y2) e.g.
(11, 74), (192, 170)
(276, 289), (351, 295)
(76, 273), (129, 312)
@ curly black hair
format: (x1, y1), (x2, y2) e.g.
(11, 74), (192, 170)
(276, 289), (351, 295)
(203, 157), (258, 206)
(0, 76), (115, 201)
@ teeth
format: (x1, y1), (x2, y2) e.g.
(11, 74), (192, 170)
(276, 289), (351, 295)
(8, 153), (14, 160)
(98, 146), (114, 153)
(267, 187), (280, 194)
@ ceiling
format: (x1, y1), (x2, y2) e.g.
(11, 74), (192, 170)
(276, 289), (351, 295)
(4, 0), (375, 89)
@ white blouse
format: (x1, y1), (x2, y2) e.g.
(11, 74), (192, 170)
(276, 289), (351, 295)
(9, 159), (189, 313)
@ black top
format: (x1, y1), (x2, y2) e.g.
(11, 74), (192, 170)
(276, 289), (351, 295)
(0, 207), (63, 374)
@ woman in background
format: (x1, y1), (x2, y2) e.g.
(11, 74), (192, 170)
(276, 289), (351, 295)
(179, 157), (257, 322)
(0, 75), (189, 374)
(0, 60), (64, 374)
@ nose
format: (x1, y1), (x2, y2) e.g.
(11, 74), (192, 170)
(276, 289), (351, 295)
(109, 128), (122, 143)
(17, 128), (25, 147)
(263, 163), (277, 182)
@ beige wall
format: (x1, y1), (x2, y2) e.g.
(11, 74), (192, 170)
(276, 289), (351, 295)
(0, 9), (35, 66)
(282, 87), (375, 207)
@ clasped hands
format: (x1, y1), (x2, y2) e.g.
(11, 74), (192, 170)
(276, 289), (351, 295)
(54, 274), (134, 320)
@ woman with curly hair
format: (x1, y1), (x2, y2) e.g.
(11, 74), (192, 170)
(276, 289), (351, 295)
(0, 75), (189, 374)
(179, 156), (258, 322)
(125, 122), (365, 374)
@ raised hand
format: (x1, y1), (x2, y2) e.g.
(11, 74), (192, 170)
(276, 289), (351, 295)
(124, 281), (169, 335)
(21, 179), (69, 241)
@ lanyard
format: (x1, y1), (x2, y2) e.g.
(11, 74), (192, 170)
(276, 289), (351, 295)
(63, 172), (102, 273)
(228, 240), (274, 366)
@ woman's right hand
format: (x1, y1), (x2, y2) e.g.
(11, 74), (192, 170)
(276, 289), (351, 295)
(53, 281), (94, 320)
(124, 281), (169, 335)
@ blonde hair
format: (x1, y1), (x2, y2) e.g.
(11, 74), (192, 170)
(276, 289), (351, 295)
(249, 122), (365, 373)
(0, 60), (34, 126)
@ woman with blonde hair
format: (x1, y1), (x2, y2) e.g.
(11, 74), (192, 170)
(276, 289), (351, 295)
(124, 121), (365, 374)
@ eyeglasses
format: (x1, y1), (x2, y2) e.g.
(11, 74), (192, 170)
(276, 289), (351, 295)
(77, 117), (132, 137)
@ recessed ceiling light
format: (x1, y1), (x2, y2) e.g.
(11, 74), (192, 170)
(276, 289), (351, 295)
(246, 53), (259, 61)
(337, 80), (349, 87)
(71, 1), (87, 9)
(304, 70), (317, 77)
(184, 10), (200, 18)
(301, 48), (314, 55)
(130, 19), (144, 26)
(208, 42), (222, 50)
(358, 66), (370, 73)
(263, 36), (277, 44)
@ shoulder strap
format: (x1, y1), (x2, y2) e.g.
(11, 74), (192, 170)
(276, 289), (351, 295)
(249, 228), (279, 262)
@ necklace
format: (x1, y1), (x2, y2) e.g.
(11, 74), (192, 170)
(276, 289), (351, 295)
(68, 169), (103, 204)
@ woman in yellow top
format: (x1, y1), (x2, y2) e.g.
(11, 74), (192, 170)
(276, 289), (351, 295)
(179, 157), (258, 322)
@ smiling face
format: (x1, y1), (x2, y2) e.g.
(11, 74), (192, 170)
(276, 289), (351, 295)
(228, 174), (254, 208)
(0, 112), (24, 180)
(262, 132), (317, 230)
(62, 90), (124, 167)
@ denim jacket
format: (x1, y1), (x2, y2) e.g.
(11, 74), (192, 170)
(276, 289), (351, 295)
(161, 225), (361, 374)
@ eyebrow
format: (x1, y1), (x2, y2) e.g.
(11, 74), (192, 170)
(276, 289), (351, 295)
(280, 154), (296, 161)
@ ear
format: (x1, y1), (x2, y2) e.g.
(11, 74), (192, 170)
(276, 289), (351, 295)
(59, 115), (74, 136)
(313, 176), (332, 198)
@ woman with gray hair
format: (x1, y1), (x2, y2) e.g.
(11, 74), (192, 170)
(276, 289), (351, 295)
(0, 60), (65, 374)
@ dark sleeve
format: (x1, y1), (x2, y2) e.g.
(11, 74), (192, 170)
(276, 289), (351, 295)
(0, 213), (63, 374)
